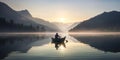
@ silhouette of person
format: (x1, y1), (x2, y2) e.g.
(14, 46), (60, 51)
(55, 33), (61, 42)
(55, 33), (60, 39)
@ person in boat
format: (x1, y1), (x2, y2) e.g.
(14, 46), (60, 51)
(55, 33), (60, 39)
(55, 33), (61, 42)
(54, 33), (68, 43)
(52, 33), (68, 50)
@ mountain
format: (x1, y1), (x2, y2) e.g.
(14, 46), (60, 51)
(68, 22), (80, 31)
(30, 18), (60, 31)
(0, 2), (59, 32)
(70, 11), (120, 32)
(17, 10), (60, 31)
(17, 7), (60, 31)
(17, 9), (32, 18)
(0, 2), (33, 25)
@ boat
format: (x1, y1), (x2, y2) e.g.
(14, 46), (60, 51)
(51, 36), (66, 44)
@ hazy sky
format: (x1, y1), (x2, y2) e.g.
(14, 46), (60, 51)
(0, 0), (120, 23)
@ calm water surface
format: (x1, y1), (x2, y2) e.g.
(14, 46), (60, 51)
(0, 33), (120, 60)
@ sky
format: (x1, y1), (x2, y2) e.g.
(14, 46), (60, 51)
(0, 0), (120, 23)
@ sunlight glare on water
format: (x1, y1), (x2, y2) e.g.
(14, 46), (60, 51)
(27, 38), (95, 57)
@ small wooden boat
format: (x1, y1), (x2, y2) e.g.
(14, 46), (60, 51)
(51, 36), (66, 44)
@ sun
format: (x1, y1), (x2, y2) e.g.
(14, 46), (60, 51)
(59, 18), (66, 23)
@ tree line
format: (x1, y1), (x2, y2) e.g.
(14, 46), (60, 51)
(0, 17), (45, 32)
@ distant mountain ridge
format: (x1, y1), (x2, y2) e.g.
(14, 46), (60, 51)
(0, 2), (59, 32)
(17, 9), (32, 18)
(70, 11), (120, 32)
(17, 9), (60, 31)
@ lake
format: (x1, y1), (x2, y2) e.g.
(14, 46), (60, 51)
(0, 32), (120, 60)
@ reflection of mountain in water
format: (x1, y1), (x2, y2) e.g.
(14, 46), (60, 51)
(0, 35), (48, 60)
(71, 35), (120, 53)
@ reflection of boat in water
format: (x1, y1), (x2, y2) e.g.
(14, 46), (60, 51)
(51, 36), (68, 50)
